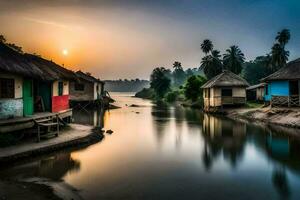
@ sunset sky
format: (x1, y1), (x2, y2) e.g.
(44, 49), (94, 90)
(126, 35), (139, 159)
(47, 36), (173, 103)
(0, 0), (299, 79)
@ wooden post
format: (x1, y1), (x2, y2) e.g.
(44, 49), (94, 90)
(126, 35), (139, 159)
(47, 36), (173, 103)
(270, 95), (273, 108)
(37, 125), (40, 142)
(288, 96), (291, 107)
(56, 115), (59, 137)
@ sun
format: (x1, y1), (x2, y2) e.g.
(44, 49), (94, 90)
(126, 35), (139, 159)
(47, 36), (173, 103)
(62, 49), (68, 56)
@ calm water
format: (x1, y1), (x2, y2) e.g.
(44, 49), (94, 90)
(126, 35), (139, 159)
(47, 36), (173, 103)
(2, 92), (300, 200)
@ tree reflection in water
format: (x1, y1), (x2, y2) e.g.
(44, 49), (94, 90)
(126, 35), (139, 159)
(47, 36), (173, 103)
(151, 103), (171, 147)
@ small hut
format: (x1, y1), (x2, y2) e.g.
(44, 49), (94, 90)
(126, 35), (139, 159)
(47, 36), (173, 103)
(261, 58), (300, 107)
(69, 71), (105, 103)
(201, 70), (249, 111)
(246, 83), (265, 101)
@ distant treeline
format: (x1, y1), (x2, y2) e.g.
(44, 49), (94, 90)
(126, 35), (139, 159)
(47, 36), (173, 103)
(104, 79), (150, 92)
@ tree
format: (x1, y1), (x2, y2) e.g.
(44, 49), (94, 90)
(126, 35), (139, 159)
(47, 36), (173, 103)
(243, 55), (272, 85)
(271, 29), (290, 71)
(185, 68), (194, 78)
(0, 35), (6, 43)
(276, 29), (290, 47)
(184, 75), (207, 101)
(223, 45), (245, 74)
(172, 61), (186, 86)
(271, 43), (289, 71)
(201, 39), (213, 55)
(200, 50), (223, 79)
(150, 67), (171, 99)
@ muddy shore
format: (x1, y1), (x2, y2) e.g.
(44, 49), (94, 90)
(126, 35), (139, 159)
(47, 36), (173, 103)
(226, 106), (300, 130)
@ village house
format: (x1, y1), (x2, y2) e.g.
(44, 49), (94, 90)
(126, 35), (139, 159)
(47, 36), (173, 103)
(201, 70), (249, 111)
(0, 42), (77, 139)
(262, 58), (300, 107)
(246, 83), (265, 101)
(69, 70), (105, 103)
(0, 42), (45, 119)
(25, 54), (77, 114)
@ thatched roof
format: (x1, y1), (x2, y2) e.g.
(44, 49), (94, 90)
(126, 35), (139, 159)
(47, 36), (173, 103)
(76, 71), (104, 84)
(24, 54), (77, 81)
(246, 83), (266, 90)
(201, 70), (249, 88)
(0, 42), (45, 78)
(0, 42), (77, 81)
(262, 58), (300, 82)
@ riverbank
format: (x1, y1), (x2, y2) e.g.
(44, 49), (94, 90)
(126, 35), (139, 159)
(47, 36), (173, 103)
(0, 124), (104, 163)
(0, 123), (104, 200)
(226, 106), (300, 129)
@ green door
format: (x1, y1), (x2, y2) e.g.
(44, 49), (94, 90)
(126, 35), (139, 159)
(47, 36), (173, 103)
(23, 79), (33, 116)
(38, 82), (52, 111)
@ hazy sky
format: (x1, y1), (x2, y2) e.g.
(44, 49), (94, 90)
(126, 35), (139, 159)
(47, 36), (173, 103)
(0, 0), (299, 79)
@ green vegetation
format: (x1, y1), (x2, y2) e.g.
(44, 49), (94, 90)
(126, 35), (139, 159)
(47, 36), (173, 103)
(223, 45), (245, 74)
(150, 67), (171, 99)
(184, 75), (207, 101)
(246, 101), (264, 108)
(135, 88), (155, 99)
(135, 28), (292, 108)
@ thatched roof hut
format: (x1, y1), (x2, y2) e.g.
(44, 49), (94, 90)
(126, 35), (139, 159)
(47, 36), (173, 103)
(202, 70), (249, 111)
(201, 70), (249, 89)
(262, 58), (300, 82)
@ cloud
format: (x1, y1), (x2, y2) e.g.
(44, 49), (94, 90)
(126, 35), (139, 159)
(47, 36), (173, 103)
(22, 17), (83, 31)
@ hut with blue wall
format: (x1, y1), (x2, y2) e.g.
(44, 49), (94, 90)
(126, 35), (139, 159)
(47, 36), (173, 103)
(262, 58), (300, 107)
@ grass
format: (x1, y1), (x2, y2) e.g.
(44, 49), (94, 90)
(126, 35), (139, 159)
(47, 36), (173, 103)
(246, 101), (264, 108)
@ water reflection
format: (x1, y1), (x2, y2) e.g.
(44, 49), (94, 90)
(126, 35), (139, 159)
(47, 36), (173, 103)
(202, 114), (246, 169)
(73, 107), (104, 128)
(0, 152), (80, 181)
(1, 94), (300, 200)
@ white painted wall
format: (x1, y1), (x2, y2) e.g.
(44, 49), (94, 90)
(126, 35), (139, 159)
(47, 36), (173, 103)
(52, 80), (69, 96)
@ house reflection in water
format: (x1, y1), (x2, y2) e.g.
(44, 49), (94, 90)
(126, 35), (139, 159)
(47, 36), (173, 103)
(0, 153), (80, 181)
(73, 108), (105, 128)
(202, 114), (246, 169)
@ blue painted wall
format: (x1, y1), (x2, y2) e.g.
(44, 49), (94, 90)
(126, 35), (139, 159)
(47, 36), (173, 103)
(264, 81), (289, 101)
(0, 99), (23, 119)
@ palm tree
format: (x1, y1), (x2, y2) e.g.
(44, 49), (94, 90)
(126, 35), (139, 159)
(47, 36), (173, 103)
(201, 39), (213, 55)
(172, 61), (185, 86)
(271, 43), (289, 70)
(276, 29), (290, 47)
(200, 50), (223, 79)
(223, 45), (245, 74)
(173, 61), (182, 71)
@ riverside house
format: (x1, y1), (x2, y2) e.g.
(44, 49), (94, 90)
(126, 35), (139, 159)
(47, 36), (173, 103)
(262, 58), (300, 107)
(0, 42), (77, 136)
(25, 54), (77, 113)
(202, 70), (249, 111)
(70, 70), (105, 104)
(246, 83), (266, 101)
(0, 42), (45, 119)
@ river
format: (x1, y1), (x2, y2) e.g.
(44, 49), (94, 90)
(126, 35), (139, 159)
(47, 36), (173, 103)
(1, 92), (300, 200)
